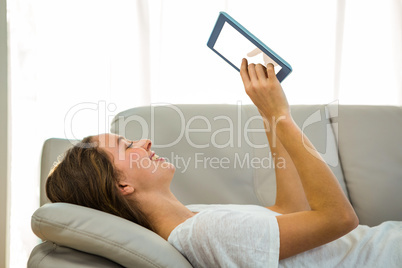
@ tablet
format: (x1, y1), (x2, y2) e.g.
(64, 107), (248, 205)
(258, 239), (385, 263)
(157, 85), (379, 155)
(207, 12), (292, 82)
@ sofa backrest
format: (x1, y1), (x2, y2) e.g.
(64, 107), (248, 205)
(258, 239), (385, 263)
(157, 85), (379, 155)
(336, 105), (402, 226)
(41, 105), (402, 227)
(110, 104), (347, 207)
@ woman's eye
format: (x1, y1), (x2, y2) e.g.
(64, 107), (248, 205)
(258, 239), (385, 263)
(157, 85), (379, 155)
(126, 142), (133, 149)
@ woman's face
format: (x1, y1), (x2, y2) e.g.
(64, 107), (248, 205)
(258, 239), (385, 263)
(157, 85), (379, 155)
(95, 133), (175, 195)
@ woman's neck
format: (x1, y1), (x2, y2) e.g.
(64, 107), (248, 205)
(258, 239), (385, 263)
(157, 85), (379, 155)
(135, 192), (196, 240)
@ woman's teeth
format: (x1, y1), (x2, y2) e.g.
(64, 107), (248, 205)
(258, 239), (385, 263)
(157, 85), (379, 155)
(151, 154), (159, 161)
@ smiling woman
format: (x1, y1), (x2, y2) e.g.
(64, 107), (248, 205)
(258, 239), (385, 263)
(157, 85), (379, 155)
(46, 133), (192, 241)
(9, 0), (402, 266)
(97, 134), (175, 194)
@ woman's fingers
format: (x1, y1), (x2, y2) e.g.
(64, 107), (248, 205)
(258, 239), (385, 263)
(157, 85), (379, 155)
(247, 63), (258, 82)
(255, 64), (267, 80)
(241, 59), (277, 83)
(266, 63), (276, 80)
(240, 58), (251, 87)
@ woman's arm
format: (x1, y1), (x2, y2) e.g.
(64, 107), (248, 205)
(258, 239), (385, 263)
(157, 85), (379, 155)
(240, 59), (358, 260)
(261, 115), (310, 214)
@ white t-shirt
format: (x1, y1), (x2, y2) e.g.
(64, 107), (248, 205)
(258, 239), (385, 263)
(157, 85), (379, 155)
(168, 204), (402, 268)
(168, 204), (281, 268)
(279, 220), (402, 268)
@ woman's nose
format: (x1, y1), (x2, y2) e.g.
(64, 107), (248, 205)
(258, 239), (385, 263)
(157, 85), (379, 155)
(137, 139), (152, 151)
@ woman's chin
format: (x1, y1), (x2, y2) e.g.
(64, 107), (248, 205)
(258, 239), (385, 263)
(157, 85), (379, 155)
(161, 161), (175, 172)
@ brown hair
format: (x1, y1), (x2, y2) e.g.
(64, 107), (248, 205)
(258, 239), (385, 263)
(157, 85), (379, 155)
(45, 136), (154, 231)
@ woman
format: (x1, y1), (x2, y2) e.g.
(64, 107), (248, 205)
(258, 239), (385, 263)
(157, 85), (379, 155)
(46, 59), (401, 267)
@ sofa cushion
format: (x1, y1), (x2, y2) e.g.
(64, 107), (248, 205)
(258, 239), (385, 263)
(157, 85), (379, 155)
(337, 105), (402, 226)
(28, 241), (123, 268)
(31, 203), (192, 268)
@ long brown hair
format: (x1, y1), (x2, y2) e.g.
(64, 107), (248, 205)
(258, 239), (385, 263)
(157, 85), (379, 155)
(45, 136), (154, 231)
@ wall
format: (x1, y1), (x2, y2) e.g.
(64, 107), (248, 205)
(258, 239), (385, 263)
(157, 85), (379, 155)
(0, 0), (10, 266)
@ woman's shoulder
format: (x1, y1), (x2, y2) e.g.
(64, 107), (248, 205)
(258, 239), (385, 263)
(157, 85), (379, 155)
(169, 203), (281, 268)
(170, 204), (280, 239)
(168, 204), (281, 243)
(186, 203), (281, 216)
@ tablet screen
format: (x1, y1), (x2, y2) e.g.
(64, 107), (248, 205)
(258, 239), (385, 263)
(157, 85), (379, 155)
(213, 22), (282, 74)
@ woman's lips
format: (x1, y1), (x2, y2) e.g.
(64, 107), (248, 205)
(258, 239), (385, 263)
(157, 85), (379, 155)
(150, 152), (165, 161)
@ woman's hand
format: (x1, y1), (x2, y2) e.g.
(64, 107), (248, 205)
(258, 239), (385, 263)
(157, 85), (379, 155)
(240, 58), (290, 121)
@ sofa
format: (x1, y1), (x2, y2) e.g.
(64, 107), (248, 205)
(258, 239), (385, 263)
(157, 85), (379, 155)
(28, 104), (402, 267)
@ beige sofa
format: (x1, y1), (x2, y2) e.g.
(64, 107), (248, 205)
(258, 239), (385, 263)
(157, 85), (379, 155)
(28, 104), (402, 267)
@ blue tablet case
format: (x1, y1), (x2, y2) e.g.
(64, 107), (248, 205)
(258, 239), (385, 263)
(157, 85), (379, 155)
(207, 12), (292, 82)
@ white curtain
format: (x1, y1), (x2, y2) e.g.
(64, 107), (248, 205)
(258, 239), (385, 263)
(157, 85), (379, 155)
(8, 0), (402, 266)
(338, 0), (402, 104)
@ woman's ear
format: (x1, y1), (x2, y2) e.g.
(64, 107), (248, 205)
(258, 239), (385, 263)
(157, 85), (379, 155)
(118, 184), (135, 195)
